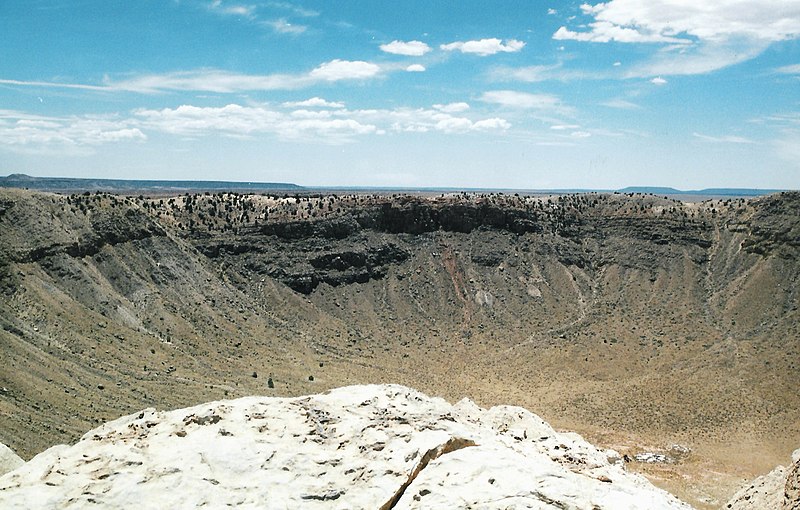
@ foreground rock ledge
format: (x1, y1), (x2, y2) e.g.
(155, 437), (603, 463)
(0, 384), (691, 509)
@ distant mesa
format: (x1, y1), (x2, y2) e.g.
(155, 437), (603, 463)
(0, 174), (786, 197)
(0, 174), (303, 193)
(617, 186), (785, 197)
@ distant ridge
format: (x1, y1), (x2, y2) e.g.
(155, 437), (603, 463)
(0, 174), (303, 193)
(0, 174), (786, 197)
(618, 186), (785, 197)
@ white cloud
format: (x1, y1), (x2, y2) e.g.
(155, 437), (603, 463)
(0, 78), (108, 92)
(405, 64), (426, 72)
(267, 2), (318, 17)
(309, 59), (381, 81)
(562, 1), (800, 43)
(473, 118), (511, 130)
(550, 124), (580, 130)
(554, 0), (800, 76)
(1, 98), (515, 153)
(613, 61), (622, 66)
(209, 1), (256, 18)
(134, 104), (376, 143)
(489, 64), (605, 83)
(433, 103), (470, 113)
(441, 38), (525, 56)
(650, 76), (667, 85)
(480, 90), (564, 110)
(264, 18), (307, 34)
(132, 103), (511, 142)
(380, 40), (431, 56)
(554, 23), (687, 44)
(0, 111), (146, 154)
(547, 8), (557, 15)
(98, 61), (382, 93)
(693, 132), (756, 144)
(105, 70), (311, 93)
(600, 99), (641, 109)
(777, 63), (800, 74)
(282, 97), (344, 108)
(570, 131), (592, 138)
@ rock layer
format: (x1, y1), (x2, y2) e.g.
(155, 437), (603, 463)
(0, 385), (691, 509)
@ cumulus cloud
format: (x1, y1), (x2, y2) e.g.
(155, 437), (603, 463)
(309, 59), (382, 81)
(433, 103), (470, 113)
(650, 76), (667, 85)
(558, 1), (800, 44)
(282, 97), (344, 108)
(379, 40), (431, 56)
(134, 104), (376, 143)
(554, 23), (687, 44)
(405, 64), (426, 72)
(1, 97), (515, 152)
(0, 110), (146, 154)
(440, 38), (525, 56)
(554, 0), (800, 76)
(132, 103), (511, 142)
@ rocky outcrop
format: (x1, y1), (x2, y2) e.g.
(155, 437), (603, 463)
(725, 448), (800, 510)
(0, 385), (691, 509)
(0, 442), (23, 477)
(742, 192), (800, 258)
(786, 449), (800, 510)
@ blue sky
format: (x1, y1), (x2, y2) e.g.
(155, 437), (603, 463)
(1, 1), (799, 189)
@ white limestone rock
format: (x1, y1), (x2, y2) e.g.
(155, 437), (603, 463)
(0, 442), (24, 477)
(0, 384), (692, 509)
(725, 464), (787, 510)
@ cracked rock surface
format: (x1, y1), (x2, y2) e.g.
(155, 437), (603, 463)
(0, 384), (691, 509)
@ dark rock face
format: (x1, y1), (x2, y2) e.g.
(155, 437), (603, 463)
(185, 195), (721, 294)
(742, 192), (800, 259)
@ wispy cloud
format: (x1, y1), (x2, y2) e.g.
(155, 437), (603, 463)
(600, 98), (641, 109)
(208, 0), (256, 19)
(489, 63), (605, 83)
(263, 18), (307, 34)
(480, 90), (568, 113)
(693, 132), (756, 144)
(379, 40), (431, 56)
(441, 38), (525, 56)
(776, 63), (800, 74)
(267, 1), (318, 18)
(0, 78), (109, 91)
(1, 60), (385, 94)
